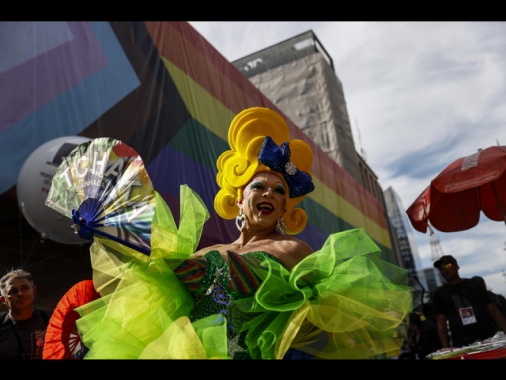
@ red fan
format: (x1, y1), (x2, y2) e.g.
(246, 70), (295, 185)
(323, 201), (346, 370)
(43, 280), (100, 359)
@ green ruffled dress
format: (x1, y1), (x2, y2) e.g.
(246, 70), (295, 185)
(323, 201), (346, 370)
(75, 186), (412, 359)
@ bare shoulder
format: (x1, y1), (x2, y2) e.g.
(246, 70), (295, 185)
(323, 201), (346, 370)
(278, 234), (313, 253)
(271, 235), (313, 270)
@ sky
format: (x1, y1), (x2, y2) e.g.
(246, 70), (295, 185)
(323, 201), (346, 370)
(189, 21), (506, 297)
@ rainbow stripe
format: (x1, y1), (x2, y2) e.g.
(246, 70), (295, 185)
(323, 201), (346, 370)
(0, 21), (393, 260)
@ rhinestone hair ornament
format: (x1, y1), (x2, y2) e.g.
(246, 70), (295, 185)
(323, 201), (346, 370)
(258, 136), (315, 198)
(213, 107), (315, 235)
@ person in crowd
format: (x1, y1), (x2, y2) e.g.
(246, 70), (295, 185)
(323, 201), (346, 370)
(432, 255), (506, 348)
(418, 302), (442, 359)
(73, 107), (412, 359)
(472, 275), (506, 326)
(398, 312), (422, 359)
(0, 268), (52, 359)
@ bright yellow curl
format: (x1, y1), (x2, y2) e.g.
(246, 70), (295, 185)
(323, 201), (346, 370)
(213, 107), (314, 235)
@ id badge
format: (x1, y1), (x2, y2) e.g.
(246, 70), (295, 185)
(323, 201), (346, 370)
(459, 306), (477, 325)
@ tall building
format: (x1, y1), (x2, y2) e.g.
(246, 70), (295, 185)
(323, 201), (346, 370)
(233, 30), (362, 184)
(383, 186), (433, 298)
(423, 266), (445, 300)
(384, 187), (423, 275)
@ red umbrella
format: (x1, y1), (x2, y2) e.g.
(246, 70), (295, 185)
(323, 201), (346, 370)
(43, 280), (100, 359)
(406, 145), (506, 233)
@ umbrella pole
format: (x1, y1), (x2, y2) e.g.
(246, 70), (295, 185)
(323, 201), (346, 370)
(491, 182), (506, 227)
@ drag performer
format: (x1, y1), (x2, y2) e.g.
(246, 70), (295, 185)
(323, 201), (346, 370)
(75, 107), (412, 359)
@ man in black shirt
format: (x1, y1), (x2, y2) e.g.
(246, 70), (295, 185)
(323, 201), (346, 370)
(0, 269), (52, 359)
(432, 255), (506, 348)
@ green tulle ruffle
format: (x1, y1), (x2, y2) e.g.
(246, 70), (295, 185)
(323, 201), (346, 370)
(75, 185), (412, 359)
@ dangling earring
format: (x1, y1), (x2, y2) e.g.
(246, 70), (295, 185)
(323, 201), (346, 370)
(236, 208), (246, 232)
(277, 217), (287, 235)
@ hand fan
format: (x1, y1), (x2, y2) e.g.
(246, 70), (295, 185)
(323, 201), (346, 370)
(45, 137), (155, 255)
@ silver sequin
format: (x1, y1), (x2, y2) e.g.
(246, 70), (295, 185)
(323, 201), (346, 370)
(285, 162), (297, 175)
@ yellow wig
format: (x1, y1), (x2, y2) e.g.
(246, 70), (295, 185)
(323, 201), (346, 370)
(214, 107), (314, 234)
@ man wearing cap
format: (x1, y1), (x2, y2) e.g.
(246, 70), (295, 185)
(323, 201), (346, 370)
(432, 255), (506, 348)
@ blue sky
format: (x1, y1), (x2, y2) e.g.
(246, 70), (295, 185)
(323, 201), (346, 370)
(190, 21), (506, 297)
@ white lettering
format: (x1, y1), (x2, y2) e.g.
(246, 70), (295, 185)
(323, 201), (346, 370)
(60, 166), (73, 187)
(93, 149), (110, 176)
(76, 155), (88, 178)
